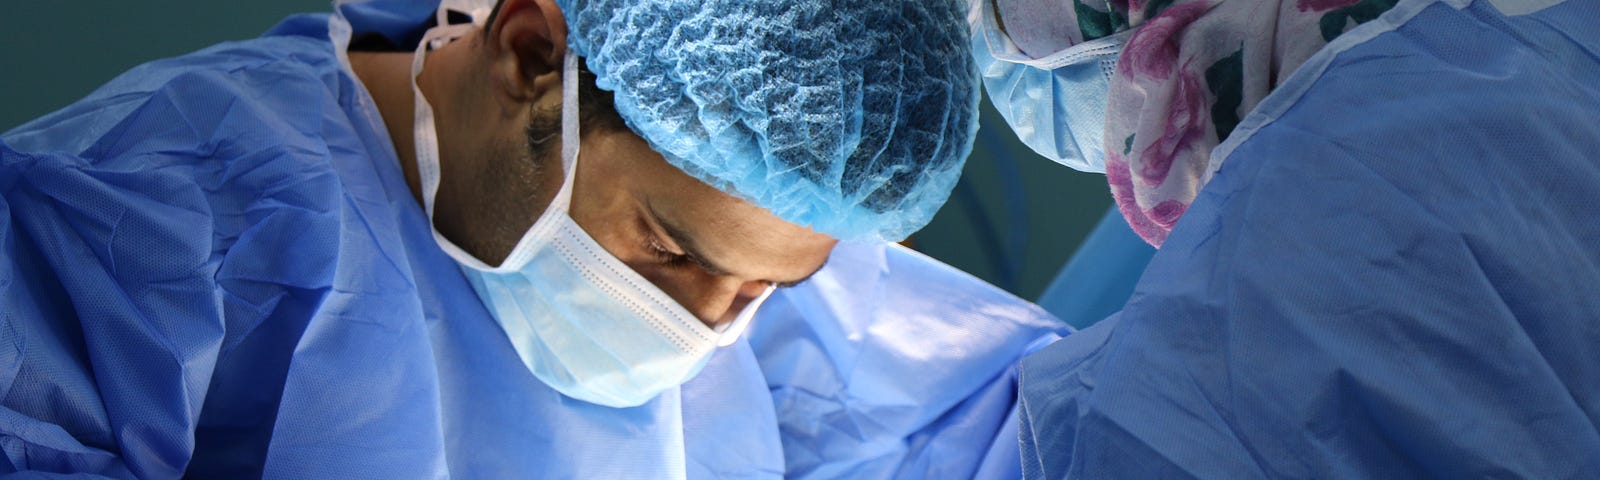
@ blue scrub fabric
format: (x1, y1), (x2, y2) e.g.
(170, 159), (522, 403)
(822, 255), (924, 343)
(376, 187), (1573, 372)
(1017, 0), (1600, 477)
(0, 8), (1065, 479)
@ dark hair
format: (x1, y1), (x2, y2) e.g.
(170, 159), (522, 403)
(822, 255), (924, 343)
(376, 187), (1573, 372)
(525, 60), (630, 162)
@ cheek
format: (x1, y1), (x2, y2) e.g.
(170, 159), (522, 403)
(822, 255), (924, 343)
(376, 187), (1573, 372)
(568, 207), (639, 266)
(565, 162), (638, 257)
(612, 248), (714, 315)
(630, 264), (695, 298)
(564, 182), (683, 288)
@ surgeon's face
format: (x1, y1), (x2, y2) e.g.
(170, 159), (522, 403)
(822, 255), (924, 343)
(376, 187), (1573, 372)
(418, 0), (835, 328)
(566, 128), (837, 327)
(439, 102), (836, 331)
(439, 101), (836, 330)
(448, 110), (836, 328)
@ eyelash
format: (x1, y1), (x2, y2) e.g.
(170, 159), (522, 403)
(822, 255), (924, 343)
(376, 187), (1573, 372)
(646, 238), (693, 268)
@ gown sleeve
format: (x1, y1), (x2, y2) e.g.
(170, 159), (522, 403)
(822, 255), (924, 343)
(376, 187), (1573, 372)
(0, 35), (393, 479)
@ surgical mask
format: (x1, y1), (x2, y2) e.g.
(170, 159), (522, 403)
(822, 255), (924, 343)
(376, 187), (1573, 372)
(410, 8), (775, 408)
(972, 0), (1130, 174)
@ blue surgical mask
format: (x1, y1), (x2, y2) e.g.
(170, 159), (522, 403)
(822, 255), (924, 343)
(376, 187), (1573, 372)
(971, 0), (1130, 174)
(410, 11), (773, 408)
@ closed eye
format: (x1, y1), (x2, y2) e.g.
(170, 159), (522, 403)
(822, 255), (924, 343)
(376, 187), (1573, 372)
(646, 237), (694, 268)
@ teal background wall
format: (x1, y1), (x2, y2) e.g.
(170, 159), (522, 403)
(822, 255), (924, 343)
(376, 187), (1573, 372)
(1, 2), (334, 131)
(0, 2), (1115, 300)
(912, 99), (1112, 300)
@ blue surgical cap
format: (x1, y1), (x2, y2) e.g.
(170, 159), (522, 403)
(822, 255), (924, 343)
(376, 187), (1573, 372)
(557, 0), (979, 242)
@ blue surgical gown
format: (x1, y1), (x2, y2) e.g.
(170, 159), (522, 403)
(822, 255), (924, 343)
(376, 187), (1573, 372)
(1018, 0), (1600, 477)
(0, 5), (1065, 478)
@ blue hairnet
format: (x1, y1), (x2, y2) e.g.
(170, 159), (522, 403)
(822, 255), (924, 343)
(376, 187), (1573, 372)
(557, 0), (979, 241)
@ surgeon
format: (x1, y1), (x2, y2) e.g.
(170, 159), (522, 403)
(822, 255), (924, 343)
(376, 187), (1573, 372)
(973, 0), (1600, 476)
(0, 0), (1066, 477)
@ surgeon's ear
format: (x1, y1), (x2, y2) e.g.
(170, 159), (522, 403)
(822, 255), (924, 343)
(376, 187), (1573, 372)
(486, 0), (567, 102)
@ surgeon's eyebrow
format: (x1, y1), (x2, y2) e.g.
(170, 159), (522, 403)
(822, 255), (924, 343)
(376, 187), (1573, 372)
(647, 205), (825, 288)
(771, 253), (829, 288)
(648, 204), (735, 278)
(771, 271), (822, 289)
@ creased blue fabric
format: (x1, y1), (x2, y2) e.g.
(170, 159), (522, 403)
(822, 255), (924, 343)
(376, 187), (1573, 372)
(1017, 0), (1600, 476)
(751, 243), (1064, 479)
(0, 5), (1062, 478)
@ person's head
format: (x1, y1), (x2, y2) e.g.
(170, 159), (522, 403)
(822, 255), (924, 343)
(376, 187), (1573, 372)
(417, 0), (977, 326)
(978, 0), (1396, 246)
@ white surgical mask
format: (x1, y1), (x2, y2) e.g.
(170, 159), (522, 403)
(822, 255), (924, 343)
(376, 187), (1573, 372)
(972, 0), (1130, 174)
(410, 8), (774, 408)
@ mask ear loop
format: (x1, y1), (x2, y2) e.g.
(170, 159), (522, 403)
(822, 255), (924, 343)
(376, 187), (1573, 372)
(436, 0), (494, 29)
(553, 51), (580, 210)
(715, 285), (776, 347)
(485, 51), (583, 270)
(412, 22), (581, 272)
(415, 4), (494, 222)
(413, 23), (476, 222)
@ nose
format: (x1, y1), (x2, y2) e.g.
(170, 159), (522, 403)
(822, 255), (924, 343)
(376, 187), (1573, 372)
(677, 274), (768, 329)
